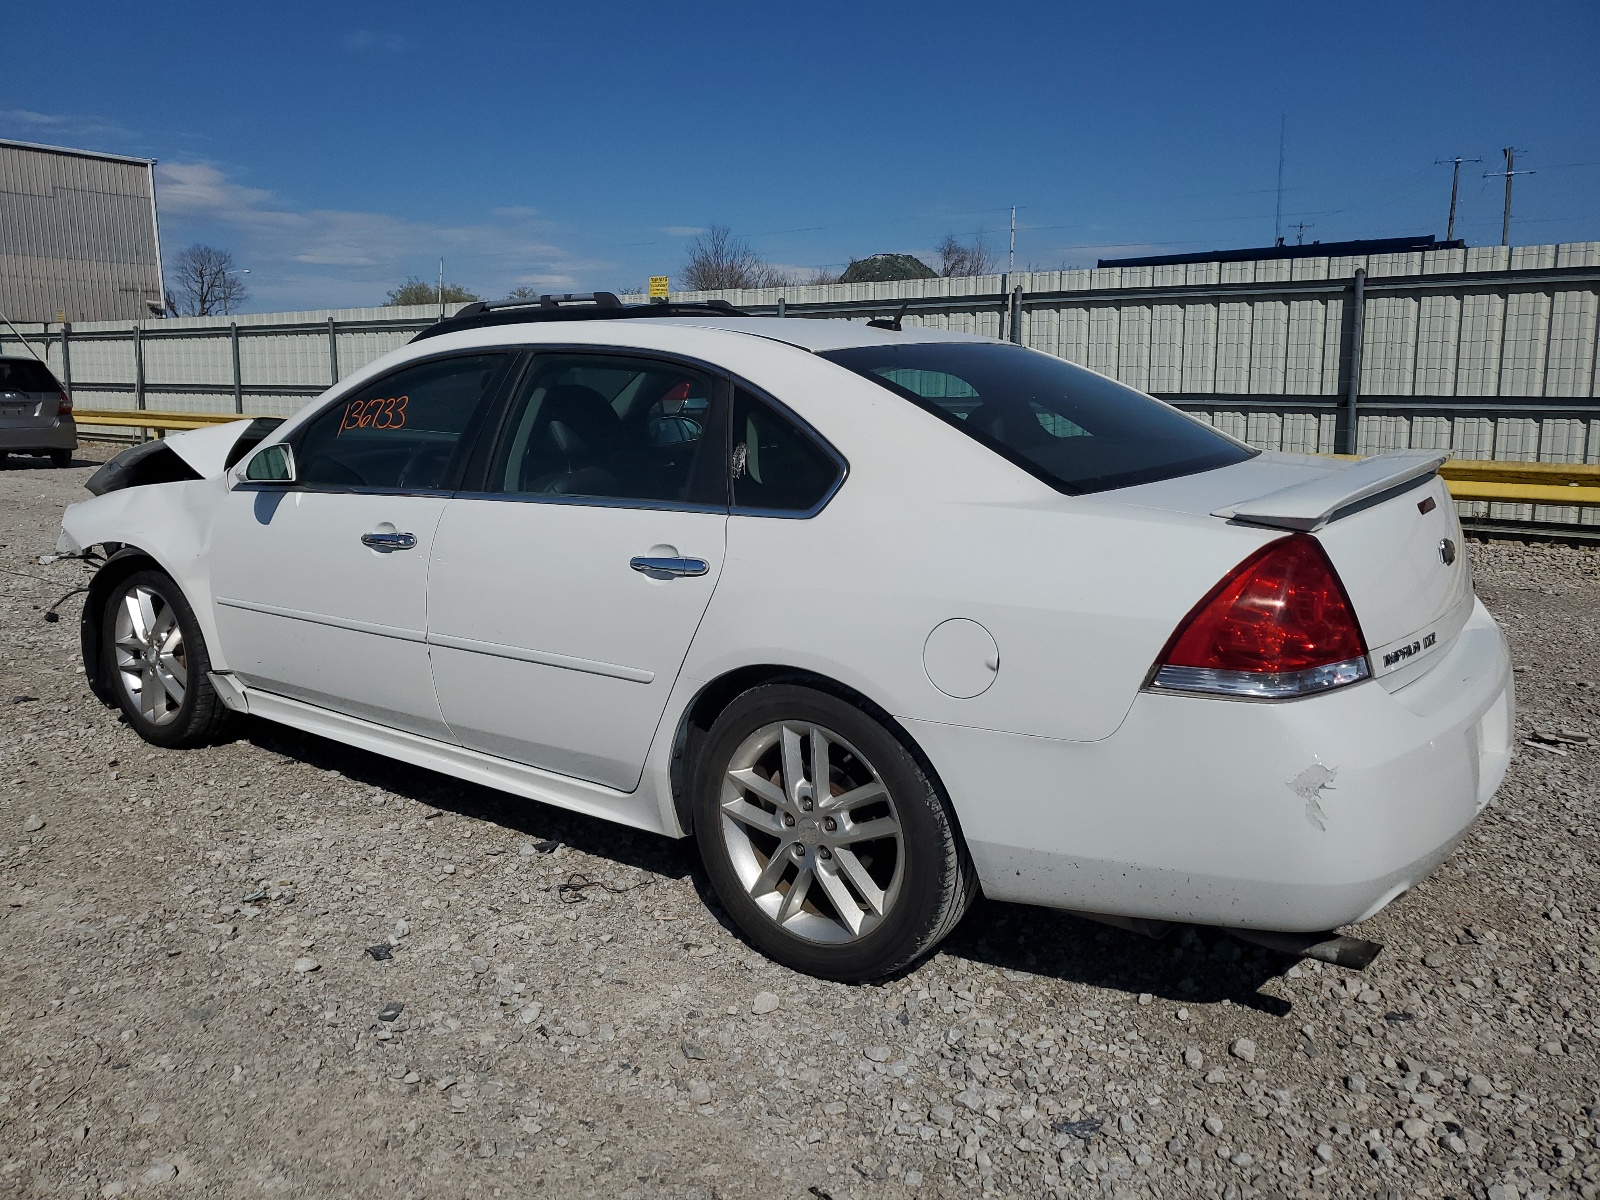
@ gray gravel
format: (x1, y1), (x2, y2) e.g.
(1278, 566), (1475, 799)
(2, 446), (1597, 1199)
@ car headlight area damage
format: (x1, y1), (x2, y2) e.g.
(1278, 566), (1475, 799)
(54, 307), (1516, 982)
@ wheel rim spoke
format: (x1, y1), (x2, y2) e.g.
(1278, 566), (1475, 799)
(776, 864), (814, 923)
(832, 847), (888, 917)
(808, 724), (831, 805)
(750, 845), (793, 897)
(155, 665), (186, 704)
(837, 816), (899, 845)
(122, 591), (151, 642)
(727, 767), (787, 811)
(813, 863), (865, 936)
(722, 798), (784, 837)
(819, 778), (886, 814)
(779, 724), (808, 809)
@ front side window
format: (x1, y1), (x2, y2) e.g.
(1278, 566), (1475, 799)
(294, 354), (507, 490)
(822, 342), (1253, 494)
(490, 354), (725, 505)
(731, 388), (841, 513)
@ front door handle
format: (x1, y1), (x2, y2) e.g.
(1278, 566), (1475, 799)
(361, 530), (418, 552)
(630, 555), (709, 577)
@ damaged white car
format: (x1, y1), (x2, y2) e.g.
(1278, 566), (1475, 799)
(56, 295), (1514, 981)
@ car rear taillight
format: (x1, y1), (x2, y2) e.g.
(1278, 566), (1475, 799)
(1149, 534), (1370, 699)
(57, 391), (73, 417)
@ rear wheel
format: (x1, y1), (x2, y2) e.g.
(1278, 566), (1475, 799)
(693, 684), (976, 981)
(50, 448), (72, 467)
(101, 569), (234, 748)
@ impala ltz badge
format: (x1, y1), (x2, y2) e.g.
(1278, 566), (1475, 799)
(1439, 537), (1457, 565)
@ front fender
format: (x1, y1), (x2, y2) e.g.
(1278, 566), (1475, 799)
(62, 476), (232, 673)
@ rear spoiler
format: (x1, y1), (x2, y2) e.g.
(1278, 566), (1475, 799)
(1213, 450), (1448, 532)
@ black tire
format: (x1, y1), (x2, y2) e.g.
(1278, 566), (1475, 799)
(100, 568), (235, 748)
(50, 448), (72, 467)
(693, 684), (977, 982)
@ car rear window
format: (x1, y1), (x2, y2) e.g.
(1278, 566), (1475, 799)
(0, 359), (61, 394)
(821, 342), (1254, 494)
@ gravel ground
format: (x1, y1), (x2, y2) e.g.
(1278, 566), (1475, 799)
(2, 444), (1597, 1200)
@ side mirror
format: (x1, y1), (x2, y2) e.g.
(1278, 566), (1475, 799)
(243, 443), (296, 484)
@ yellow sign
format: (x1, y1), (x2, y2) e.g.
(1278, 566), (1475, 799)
(649, 276), (669, 299)
(55, 310), (67, 324)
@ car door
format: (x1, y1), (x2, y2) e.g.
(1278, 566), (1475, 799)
(427, 352), (729, 791)
(209, 352), (511, 738)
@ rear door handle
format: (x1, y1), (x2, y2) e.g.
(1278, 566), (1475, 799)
(630, 555), (710, 577)
(361, 530), (418, 552)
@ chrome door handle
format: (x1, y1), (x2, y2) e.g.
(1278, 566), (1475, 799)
(361, 530), (418, 552)
(630, 555), (710, 577)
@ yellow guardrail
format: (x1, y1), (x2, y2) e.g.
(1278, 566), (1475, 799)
(73, 408), (249, 433)
(1438, 459), (1600, 506)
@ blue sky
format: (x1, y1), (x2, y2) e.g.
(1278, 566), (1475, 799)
(5, 1), (1598, 312)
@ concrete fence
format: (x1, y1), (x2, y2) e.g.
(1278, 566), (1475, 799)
(4, 240), (1598, 528)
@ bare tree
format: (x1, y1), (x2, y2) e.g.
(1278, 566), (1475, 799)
(168, 244), (249, 315)
(936, 232), (997, 278)
(681, 225), (786, 290)
(803, 266), (843, 286)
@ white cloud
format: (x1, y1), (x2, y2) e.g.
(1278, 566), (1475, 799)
(0, 107), (137, 145)
(153, 161), (592, 310)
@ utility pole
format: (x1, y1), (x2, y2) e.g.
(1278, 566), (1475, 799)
(1289, 221), (1313, 246)
(1274, 115), (1286, 245)
(1435, 156), (1481, 241)
(438, 257), (445, 320)
(1483, 148), (1534, 247)
(1008, 206), (1016, 274)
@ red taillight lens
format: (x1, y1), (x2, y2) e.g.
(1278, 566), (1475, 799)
(57, 391), (73, 417)
(1151, 534), (1369, 698)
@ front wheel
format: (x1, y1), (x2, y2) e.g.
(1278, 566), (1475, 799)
(101, 568), (235, 748)
(693, 684), (976, 982)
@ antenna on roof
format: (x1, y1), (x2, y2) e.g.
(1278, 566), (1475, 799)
(867, 302), (909, 332)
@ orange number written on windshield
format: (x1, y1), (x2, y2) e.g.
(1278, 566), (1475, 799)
(338, 394), (408, 434)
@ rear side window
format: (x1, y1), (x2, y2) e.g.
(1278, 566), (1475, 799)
(822, 343), (1253, 494)
(731, 388), (841, 513)
(0, 359), (61, 393)
(294, 354), (506, 490)
(489, 353), (726, 505)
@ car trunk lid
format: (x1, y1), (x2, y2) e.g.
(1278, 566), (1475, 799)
(1108, 450), (1470, 692)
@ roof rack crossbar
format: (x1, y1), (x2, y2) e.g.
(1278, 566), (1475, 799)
(411, 294), (747, 342)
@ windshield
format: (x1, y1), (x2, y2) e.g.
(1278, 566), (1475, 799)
(0, 359), (60, 394)
(821, 342), (1253, 494)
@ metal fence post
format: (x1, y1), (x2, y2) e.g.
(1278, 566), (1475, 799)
(998, 273), (1009, 341)
(231, 321), (243, 414)
(777, 296), (786, 319)
(59, 323), (72, 394)
(133, 324), (146, 412)
(1009, 285), (1024, 345)
(1342, 268), (1366, 455)
(328, 316), (339, 386)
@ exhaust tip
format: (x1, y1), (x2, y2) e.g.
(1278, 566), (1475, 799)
(1231, 929), (1383, 971)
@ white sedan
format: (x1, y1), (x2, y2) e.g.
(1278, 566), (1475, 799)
(58, 296), (1514, 981)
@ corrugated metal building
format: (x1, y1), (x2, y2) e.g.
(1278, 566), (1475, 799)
(0, 138), (165, 323)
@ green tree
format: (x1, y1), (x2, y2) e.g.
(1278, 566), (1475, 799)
(384, 276), (482, 306)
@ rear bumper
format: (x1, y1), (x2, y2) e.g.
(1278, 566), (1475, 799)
(907, 597), (1514, 932)
(0, 417), (76, 452)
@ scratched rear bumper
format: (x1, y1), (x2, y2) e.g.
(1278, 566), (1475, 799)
(904, 598), (1513, 932)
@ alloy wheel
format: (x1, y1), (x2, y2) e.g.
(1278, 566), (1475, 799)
(718, 720), (904, 943)
(112, 583), (188, 726)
